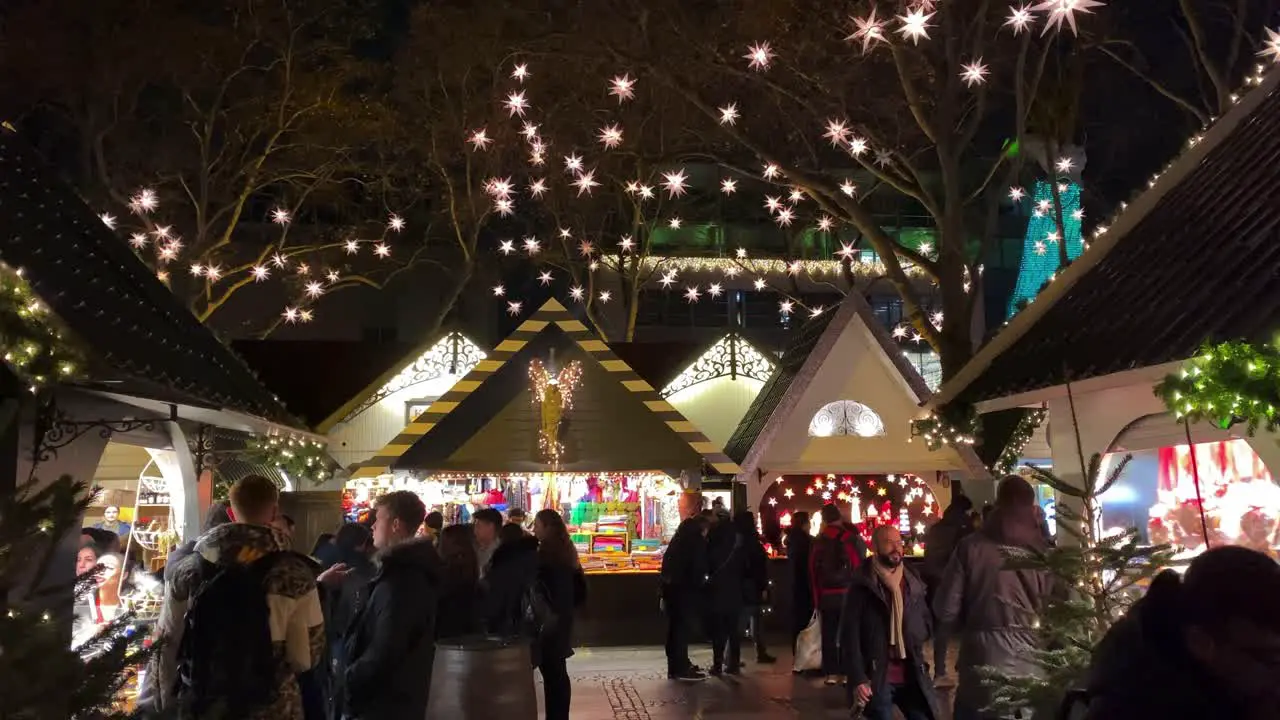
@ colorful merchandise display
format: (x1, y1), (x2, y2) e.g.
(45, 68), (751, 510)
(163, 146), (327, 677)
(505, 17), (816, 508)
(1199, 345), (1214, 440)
(759, 473), (942, 555)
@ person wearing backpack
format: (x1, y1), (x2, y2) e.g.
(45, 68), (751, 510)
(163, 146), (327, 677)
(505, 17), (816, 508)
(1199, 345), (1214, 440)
(149, 475), (324, 719)
(533, 510), (579, 720)
(480, 521), (543, 641)
(809, 503), (868, 686)
(340, 490), (440, 720)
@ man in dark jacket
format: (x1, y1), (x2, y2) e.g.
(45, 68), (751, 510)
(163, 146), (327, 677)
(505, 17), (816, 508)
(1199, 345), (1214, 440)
(921, 494), (973, 679)
(661, 516), (710, 681)
(785, 512), (814, 650)
(342, 491), (440, 720)
(1080, 546), (1280, 720)
(705, 510), (746, 674)
(480, 523), (541, 641)
(844, 526), (941, 720)
(810, 503), (868, 684)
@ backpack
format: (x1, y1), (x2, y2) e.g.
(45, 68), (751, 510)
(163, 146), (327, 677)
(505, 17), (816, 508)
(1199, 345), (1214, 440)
(174, 553), (283, 717)
(814, 531), (857, 591)
(521, 580), (558, 639)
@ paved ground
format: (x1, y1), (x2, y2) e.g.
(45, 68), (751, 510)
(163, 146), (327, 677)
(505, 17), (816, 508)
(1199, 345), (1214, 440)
(536, 646), (957, 720)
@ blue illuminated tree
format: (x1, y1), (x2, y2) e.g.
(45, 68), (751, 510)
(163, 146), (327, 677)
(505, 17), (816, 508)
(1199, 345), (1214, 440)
(1007, 179), (1084, 318)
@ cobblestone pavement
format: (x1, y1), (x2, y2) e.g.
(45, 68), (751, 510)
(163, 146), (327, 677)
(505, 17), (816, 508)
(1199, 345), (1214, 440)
(536, 645), (958, 720)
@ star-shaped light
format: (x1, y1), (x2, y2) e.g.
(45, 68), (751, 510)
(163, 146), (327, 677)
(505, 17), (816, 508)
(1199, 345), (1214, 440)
(128, 233), (148, 249)
(492, 285), (506, 297)
(283, 307), (301, 323)
(507, 301), (523, 316)
(1006, 4), (1035, 34)
(157, 270), (170, 282)
(767, 497), (778, 507)
(668, 217), (682, 229)
(100, 213), (117, 229)
(157, 245), (178, 262)
(300, 309), (315, 323)
(570, 286), (585, 302)
(918, 241), (933, 255)
(152, 225), (173, 239)
(638, 184), (655, 200)
(467, 128), (492, 150)
(529, 178), (548, 197)
(744, 42), (773, 70)
(789, 188), (805, 203)
(503, 91), (529, 117)
(270, 208), (290, 225)
(875, 149), (894, 167)
(1009, 186), (1026, 201)
(787, 260), (802, 276)
(659, 271), (678, 288)
(326, 270), (340, 282)
(764, 195), (783, 212)
(824, 119), (851, 147)
(521, 122), (540, 139)
(762, 163), (781, 179)
(840, 180), (858, 197)
(374, 243), (391, 257)
(1033, 0), (1104, 37)
(204, 265), (223, 280)
(598, 124), (623, 149)
(783, 489), (795, 499)
(960, 59), (989, 86)
(538, 270), (554, 285)
(810, 305), (824, 318)
(252, 265), (270, 281)
(523, 237), (541, 254)
(662, 169), (689, 197)
(818, 216), (835, 232)
(387, 214), (406, 231)
(499, 239), (515, 255)
(559, 227), (572, 238)
(775, 207), (795, 226)
(736, 247), (748, 259)
(598, 290), (612, 303)
(609, 74), (636, 102)
(718, 104), (740, 125)
(579, 240), (594, 256)
(619, 235), (635, 252)
(304, 281), (324, 298)
(836, 242), (857, 260)
(708, 283), (723, 298)
(1261, 27), (1280, 62)
(1071, 208), (1085, 221)
(130, 188), (158, 213)
(848, 9), (888, 53)
(493, 197), (513, 215)
(898, 8), (934, 44)
(892, 325), (909, 339)
(297, 262), (312, 276)
(564, 154), (584, 173)
(574, 170), (600, 196)
(511, 63), (530, 81)
(930, 311), (944, 328)
(684, 286), (701, 302)
(271, 253), (288, 268)
(1055, 156), (1075, 172)
(779, 300), (794, 315)
(721, 178), (738, 194)
(1034, 240), (1048, 255)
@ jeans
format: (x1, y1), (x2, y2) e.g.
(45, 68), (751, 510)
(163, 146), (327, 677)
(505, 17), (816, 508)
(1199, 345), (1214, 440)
(664, 595), (695, 673)
(864, 680), (933, 720)
(819, 599), (844, 676)
(539, 655), (571, 720)
(709, 607), (742, 668)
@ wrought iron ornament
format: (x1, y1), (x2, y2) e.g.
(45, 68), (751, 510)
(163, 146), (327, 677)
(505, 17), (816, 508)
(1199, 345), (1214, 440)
(30, 392), (162, 466)
(808, 400), (887, 438)
(660, 334), (776, 398)
(342, 332), (485, 422)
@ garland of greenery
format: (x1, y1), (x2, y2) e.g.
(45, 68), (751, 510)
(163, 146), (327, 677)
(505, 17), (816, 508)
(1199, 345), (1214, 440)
(0, 262), (82, 390)
(991, 408), (1048, 475)
(1155, 340), (1280, 434)
(244, 434), (334, 484)
(910, 404), (978, 451)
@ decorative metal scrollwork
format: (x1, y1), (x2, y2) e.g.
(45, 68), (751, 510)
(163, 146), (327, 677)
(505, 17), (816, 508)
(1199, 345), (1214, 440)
(342, 332), (485, 422)
(808, 400), (887, 438)
(30, 393), (166, 466)
(660, 334), (776, 398)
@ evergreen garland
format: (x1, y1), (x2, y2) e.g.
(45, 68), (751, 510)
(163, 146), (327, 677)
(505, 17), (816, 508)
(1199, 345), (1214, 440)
(0, 262), (82, 390)
(1155, 339), (1280, 434)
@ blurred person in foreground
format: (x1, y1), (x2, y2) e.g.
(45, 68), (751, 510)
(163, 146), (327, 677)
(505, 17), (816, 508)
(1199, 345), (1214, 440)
(435, 524), (482, 639)
(934, 476), (1054, 720)
(662, 515), (711, 681)
(784, 511), (814, 652)
(920, 493), (974, 680)
(844, 526), (940, 720)
(533, 509), (580, 720)
(1081, 545), (1280, 720)
(810, 502), (868, 685)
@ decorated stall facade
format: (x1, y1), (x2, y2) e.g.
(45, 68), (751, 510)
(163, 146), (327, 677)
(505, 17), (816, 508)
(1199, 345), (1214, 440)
(347, 298), (738, 573)
(932, 70), (1280, 562)
(726, 293), (986, 552)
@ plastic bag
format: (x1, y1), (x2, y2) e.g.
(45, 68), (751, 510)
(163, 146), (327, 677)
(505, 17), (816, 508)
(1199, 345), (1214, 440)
(793, 611), (822, 672)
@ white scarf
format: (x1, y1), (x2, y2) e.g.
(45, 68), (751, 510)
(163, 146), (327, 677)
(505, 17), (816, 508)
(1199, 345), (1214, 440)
(872, 561), (906, 660)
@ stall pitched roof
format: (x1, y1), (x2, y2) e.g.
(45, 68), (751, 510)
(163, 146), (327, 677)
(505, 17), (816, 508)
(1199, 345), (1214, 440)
(936, 72), (1280, 408)
(350, 298), (740, 478)
(727, 293), (986, 479)
(0, 128), (299, 427)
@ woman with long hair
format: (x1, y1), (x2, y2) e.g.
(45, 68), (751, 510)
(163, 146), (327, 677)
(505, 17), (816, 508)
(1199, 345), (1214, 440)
(436, 524), (482, 639)
(533, 509), (578, 720)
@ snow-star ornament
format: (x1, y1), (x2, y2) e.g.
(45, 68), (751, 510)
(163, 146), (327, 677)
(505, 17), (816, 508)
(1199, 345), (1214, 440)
(1261, 27), (1280, 63)
(1033, 0), (1104, 36)
(721, 178), (738, 194)
(848, 9), (888, 53)
(524, 237), (541, 255)
(718, 104), (740, 125)
(898, 9), (934, 44)
(598, 124), (623, 149)
(511, 63), (530, 82)
(503, 91), (530, 117)
(1006, 4), (1035, 34)
(662, 169), (690, 198)
(609, 74), (636, 101)
(961, 60), (989, 87)
(824, 119), (852, 146)
(745, 42), (773, 70)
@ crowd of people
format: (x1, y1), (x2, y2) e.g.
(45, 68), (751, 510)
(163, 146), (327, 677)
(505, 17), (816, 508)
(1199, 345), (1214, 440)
(130, 476), (583, 720)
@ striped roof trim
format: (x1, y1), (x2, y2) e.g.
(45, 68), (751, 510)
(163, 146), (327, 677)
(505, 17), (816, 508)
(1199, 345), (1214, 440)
(350, 298), (740, 478)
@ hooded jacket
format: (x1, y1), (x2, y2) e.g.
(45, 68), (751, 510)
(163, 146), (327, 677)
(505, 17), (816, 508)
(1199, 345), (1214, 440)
(149, 523), (323, 720)
(480, 535), (540, 638)
(810, 523), (868, 602)
(342, 537), (441, 720)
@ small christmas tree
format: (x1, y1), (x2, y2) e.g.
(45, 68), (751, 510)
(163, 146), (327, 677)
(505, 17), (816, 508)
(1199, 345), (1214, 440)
(0, 473), (151, 719)
(982, 453), (1176, 718)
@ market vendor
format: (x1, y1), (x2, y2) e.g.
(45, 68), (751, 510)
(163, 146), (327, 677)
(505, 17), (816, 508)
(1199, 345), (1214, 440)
(92, 506), (131, 540)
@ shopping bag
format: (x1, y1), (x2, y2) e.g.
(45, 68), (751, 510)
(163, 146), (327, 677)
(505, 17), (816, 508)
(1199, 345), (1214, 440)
(793, 611), (822, 672)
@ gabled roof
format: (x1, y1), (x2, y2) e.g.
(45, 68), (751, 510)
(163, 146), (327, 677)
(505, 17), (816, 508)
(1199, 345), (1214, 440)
(350, 298), (740, 478)
(937, 72), (1280, 408)
(0, 128), (299, 427)
(727, 293), (986, 478)
(658, 333), (777, 398)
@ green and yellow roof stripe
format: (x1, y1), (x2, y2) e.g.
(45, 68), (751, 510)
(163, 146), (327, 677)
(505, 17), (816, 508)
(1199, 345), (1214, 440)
(350, 298), (740, 479)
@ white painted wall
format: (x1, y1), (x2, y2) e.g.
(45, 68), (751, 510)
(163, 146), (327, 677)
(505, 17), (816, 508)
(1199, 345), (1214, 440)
(327, 372), (467, 470)
(665, 376), (765, 450)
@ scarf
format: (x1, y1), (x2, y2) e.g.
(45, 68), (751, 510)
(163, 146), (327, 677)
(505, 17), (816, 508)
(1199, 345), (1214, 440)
(872, 561), (906, 660)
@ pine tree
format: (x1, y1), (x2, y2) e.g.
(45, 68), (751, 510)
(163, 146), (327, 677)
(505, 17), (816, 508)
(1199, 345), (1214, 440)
(0, 472), (152, 719)
(982, 453), (1177, 718)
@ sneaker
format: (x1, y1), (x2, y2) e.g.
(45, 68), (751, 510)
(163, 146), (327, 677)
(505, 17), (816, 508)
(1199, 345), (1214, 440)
(669, 668), (708, 682)
(824, 675), (840, 686)
(756, 651), (777, 664)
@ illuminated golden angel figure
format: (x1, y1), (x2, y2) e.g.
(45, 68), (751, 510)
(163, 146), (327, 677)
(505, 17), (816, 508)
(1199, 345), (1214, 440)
(529, 358), (583, 465)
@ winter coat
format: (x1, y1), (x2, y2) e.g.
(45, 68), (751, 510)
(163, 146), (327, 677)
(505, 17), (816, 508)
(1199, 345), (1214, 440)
(537, 557), (578, 662)
(1080, 571), (1242, 720)
(435, 575), (482, 641)
(342, 538), (441, 720)
(841, 561), (942, 720)
(705, 523), (748, 612)
(933, 508), (1056, 713)
(786, 528), (814, 628)
(741, 535), (769, 606)
(660, 522), (709, 603)
(809, 523), (868, 607)
(149, 523), (323, 720)
(480, 535), (541, 638)
(921, 504), (974, 587)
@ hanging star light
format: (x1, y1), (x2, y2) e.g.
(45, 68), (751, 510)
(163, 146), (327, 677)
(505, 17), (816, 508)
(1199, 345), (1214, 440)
(1033, 0), (1104, 36)
(809, 306), (824, 318)
(598, 124), (624, 149)
(271, 208), (291, 225)
(503, 91), (530, 117)
(574, 170), (600, 195)
(898, 8), (934, 43)
(721, 178), (738, 194)
(507, 301), (523, 316)
(1055, 156), (1075, 172)
(718, 103), (740, 125)
(564, 154), (584, 173)
(775, 208), (795, 226)
(662, 169), (689, 197)
(523, 237), (541, 254)
(494, 199), (513, 216)
(836, 242), (857, 260)
(529, 178), (548, 197)
(1006, 4), (1036, 34)
(848, 9), (888, 53)
(304, 281), (324, 298)
(579, 240), (594, 256)
(619, 235), (635, 252)
(708, 283), (723, 298)
(1261, 27), (1280, 62)
(569, 286), (585, 301)
(374, 243), (391, 258)
(764, 195), (783, 212)
(824, 119), (852, 146)
(128, 233), (148, 249)
(388, 214), (406, 231)
(736, 247), (748, 259)
(841, 180), (858, 196)
(754, 278), (767, 291)
(762, 163), (782, 179)
(467, 128), (493, 150)
(668, 217), (683, 229)
(659, 271), (677, 288)
(744, 42), (773, 70)
(511, 63), (530, 81)
(684, 285), (700, 302)
(960, 60), (989, 86)
(609, 74), (636, 101)
(129, 188), (158, 213)
(598, 290), (612, 303)
(818, 216), (835, 232)
(282, 307), (300, 323)
(1009, 186), (1026, 201)
(326, 270), (339, 282)
(499, 239), (515, 255)
(779, 300), (793, 315)
(538, 271), (554, 285)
